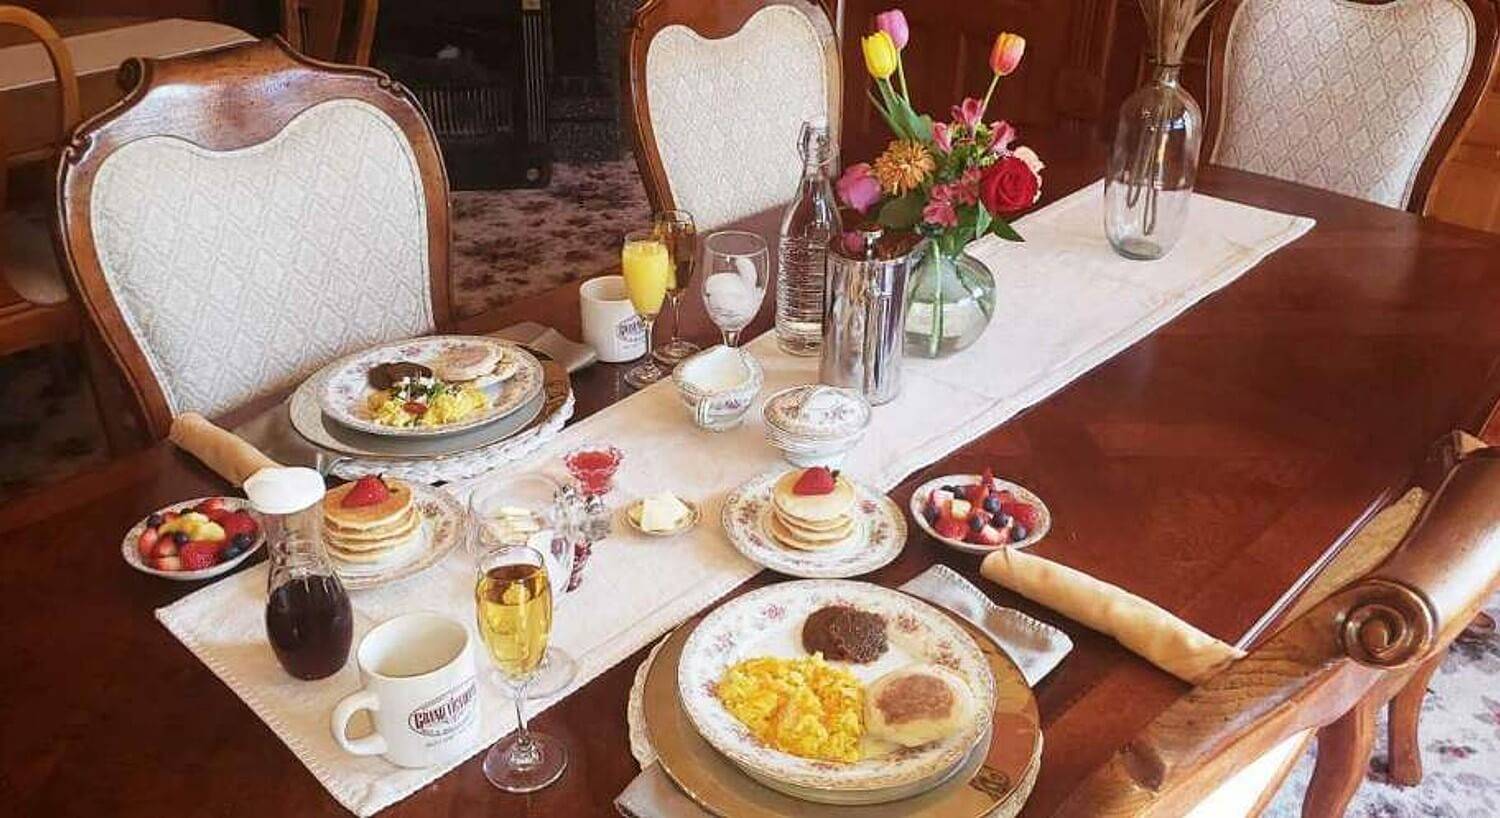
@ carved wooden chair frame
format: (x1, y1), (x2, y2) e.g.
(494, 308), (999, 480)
(281, 0), (380, 66)
(621, 0), (842, 214)
(54, 37), (452, 441)
(1203, 0), (1500, 214)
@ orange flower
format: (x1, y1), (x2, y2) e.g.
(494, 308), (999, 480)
(871, 140), (935, 196)
(989, 32), (1025, 76)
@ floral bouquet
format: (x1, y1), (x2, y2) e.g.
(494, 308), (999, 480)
(838, 10), (1044, 357)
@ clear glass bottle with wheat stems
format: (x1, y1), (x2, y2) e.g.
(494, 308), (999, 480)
(1104, 61), (1203, 259)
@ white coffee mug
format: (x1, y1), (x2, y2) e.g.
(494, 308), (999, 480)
(331, 612), (481, 768)
(580, 275), (646, 363)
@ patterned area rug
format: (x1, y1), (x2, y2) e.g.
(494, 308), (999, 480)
(1, 160), (1497, 817)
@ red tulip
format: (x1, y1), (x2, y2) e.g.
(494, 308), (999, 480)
(989, 32), (1025, 76)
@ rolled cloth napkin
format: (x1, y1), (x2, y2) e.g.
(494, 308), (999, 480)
(980, 548), (1244, 684)
(169, 412), (281, 485)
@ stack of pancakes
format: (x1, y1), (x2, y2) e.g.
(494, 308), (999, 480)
(323, 479), (424, 569)
(768, 470), (857, 550)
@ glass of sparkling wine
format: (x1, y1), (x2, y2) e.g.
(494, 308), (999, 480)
(701, 230), (769, 347)
(475, 543), (568, 792)
(621, 228), (672, 388)
(653, 209), (701, 365)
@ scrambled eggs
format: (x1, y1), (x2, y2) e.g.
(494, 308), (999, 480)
(368, 376), (489, 428)
(717, 654), (864, 763)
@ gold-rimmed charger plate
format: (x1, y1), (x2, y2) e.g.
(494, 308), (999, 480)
(642, 607), (1042, 816)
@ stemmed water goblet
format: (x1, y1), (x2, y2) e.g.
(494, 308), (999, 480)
(700, 230), (769, 348)
(474, 543), (568, 792)
(468, 474), (578, 698)
(653, 209), (701, 365)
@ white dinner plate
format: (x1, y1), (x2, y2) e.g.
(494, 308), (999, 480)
(121, 497), (264, 581)
(677, 580), (996, 799)
(909, 474), (1051, 555)
(721, 470), (905, 579)
(318, 335), (543, 438)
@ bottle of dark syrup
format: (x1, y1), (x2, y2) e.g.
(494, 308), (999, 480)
(245, 467), (352, 681)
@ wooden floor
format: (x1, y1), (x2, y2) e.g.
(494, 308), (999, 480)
(1429, 75), (1500, 233)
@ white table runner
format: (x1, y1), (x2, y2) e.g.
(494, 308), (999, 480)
(156, 181), (1314, 815)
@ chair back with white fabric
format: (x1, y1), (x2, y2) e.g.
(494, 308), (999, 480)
(623, 0), (840, 230)
(56, 37), (451, 439)
(1205, 0), (1499, 212)
(1054, 440), (1500, 818)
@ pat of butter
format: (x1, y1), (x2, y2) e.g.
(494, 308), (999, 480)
(639, 492), (690, 533)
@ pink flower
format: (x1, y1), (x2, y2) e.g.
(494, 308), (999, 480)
(989, 32), (1026, 77)
(922, 185), (959, 228)
(953, 167), (981, 206)
(836, 162), (883, 214)
(951, 97), (984, 130)
(874, 9), (909, 51)
(931, 122), (953, 153)
(987, 120), (1017, 153)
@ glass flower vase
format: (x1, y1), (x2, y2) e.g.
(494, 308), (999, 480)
(1104, 63), (1203, 260)
(903, 244), (995, 359)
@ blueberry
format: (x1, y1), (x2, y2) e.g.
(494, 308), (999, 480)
(982, 495), (1001, 514)
(994, 512), (1012, 528)
(922, 506), (939, 524)
(941, 485), (959, 494)
(146, 513), (164, 528)
(1011, 524), (1029, 542)
(231, 532), (253, 549)
(222, 544), (244, 559)
(967, 515), (985, 533)
(172, 531), (190, 545)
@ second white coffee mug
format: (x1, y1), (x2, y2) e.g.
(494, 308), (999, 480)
(331, 612), (481, 768)
(580, 275), (646, 363)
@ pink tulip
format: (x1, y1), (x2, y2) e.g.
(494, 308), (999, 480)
(951, 97), (984, 130)
(931, 122), (953, 153)
(836, 163), (883, 214)
(987, 120), (1017, 153)
(874, 9), (909, 51)
(989, 32), (1025, 76)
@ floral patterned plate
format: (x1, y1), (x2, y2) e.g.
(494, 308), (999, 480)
(721, 470), (905, 579)
(330, 483), (465, 590)
(318, 336), (543, 438)
(677, 580), (996, 798)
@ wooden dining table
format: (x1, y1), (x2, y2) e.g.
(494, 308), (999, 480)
(4, 133), (1500, 817)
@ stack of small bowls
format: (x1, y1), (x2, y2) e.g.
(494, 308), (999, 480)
(761, 384), (872, 468)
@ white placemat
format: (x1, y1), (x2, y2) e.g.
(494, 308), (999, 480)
(156, 181), (1313, 815)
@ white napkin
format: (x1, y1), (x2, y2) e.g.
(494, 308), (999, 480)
(615, 565), (1072, 816)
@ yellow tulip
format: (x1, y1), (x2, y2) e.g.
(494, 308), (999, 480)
(861, 31), (899, 81)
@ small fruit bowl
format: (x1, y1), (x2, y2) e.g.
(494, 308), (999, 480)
(121, 497), (265, 581)
(910, 472), (1050, 555)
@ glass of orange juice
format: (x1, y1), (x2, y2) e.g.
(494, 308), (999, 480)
(621, 228), (672, 388)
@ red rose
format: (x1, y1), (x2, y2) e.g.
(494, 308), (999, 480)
(979, 156), (1039, 215)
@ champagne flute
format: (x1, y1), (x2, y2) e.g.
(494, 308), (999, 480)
(468, 475), (578, 698)
(652, 209), (702, 365)
(700, 230), (769, 347)
(475, 544), (568, 792)
(621, 228), (672, 388)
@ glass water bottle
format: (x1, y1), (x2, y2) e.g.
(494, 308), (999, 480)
(775, 117), (842, 356)
(1104, 63), (1203, 260)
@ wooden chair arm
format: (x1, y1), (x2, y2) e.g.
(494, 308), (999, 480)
(0, 6), (81, 140)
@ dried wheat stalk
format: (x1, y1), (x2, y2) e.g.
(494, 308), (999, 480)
(1137, 0), (1220, 65)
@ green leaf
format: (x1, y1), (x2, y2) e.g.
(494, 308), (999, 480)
(989, 218), (1025, 242)
(867, 88), (905, 142)
(877, 192), (924, 230)
(974, 203), (992, 244)
(876, 81), (917, 141)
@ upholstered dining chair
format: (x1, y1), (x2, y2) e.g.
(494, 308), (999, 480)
(281, 0), (379, 66)
(622, 0), (841, 230)
(1204, 0), (1500, 213)
(1053, 436), (1500, 818)
(0, 5), (80, 358)
(55, 37), (451, 441)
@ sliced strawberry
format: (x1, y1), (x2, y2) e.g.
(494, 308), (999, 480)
(1001, 501), (1039, 530)
(975, 524), (1006, 547)
(153, 556), (183, 572)
(994, 490), (1017, 504)
(136, 528), (160, 560)
(792, 467), (837, 496)
(927, 488), (955, 511)
(194, 497), (228, 517)
(181, 540), (221, 570)
(219, 511), (259, 540)
(153, 538), (179, 559)
(934, 517), (967, 541)
(342, 476), (392, 508)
